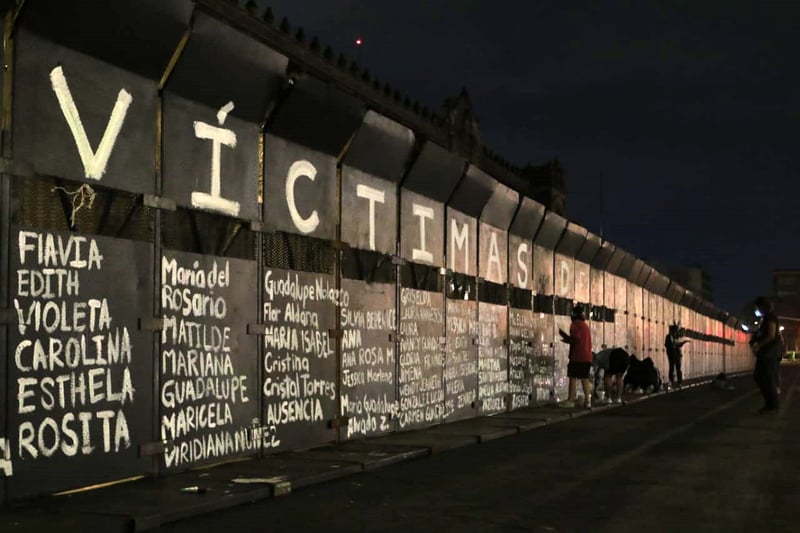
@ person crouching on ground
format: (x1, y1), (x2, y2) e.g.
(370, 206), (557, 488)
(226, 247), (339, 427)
(558, 305), (593, 408)
(750, 296), (782, 413)
(592, 347), (629, 404)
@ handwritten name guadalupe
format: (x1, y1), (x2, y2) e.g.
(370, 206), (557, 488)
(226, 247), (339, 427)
(160, 255), (253, 469)
(261, 270), (341, 449)
(13, 231), (134, 459)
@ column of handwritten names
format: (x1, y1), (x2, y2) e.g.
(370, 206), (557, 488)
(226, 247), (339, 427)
(13, 231), (135, 462)
(398, 288), (444, 429)
(340, 280), (396, 438)
(159, 253), (254, 469)
(478, 303), (508, 414)
(261, 269), (340, 450)
(444, 299), (478, 419)
(509, 309), (534, 409)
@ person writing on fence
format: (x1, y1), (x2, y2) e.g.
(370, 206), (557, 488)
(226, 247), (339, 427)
(750, 296), (782, 413)
(558, 304), (593, 408)
(664, 322), (690, 387)
(592, 347), (630, 404)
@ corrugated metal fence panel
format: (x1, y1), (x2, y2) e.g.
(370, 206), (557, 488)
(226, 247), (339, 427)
(341, 111), (414, 254)
(263, 77), (365, 240)
(159, 250), (259, 472)
(446, 209), (478, 277)
(400, 189), (445, 267)
(478, 301), (508, 415)
(13, 27), (158, 195)
(161, 10), (288, 221)
(444, 296), (478, 422)
(8, 228), (154, 500)
(340, 278), (397, 439)
(479, 223), (507, 285)
(398, 279), (446, 431)
(261, 267), (337, 452)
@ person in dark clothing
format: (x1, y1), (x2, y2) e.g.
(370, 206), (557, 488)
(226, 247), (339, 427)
(664, 323), (690, 387)
(750, 296), (782, 413)
(592, 347), (629, 404)
(558, 305), (593, 408)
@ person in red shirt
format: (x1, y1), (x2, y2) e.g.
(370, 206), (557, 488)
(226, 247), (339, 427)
(558, 304), (594, 408)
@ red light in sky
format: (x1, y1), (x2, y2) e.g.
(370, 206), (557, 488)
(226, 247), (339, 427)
(355, 37), (363, 46)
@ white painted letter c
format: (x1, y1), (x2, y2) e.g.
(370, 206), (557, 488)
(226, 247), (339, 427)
(286, 160), (320, 234)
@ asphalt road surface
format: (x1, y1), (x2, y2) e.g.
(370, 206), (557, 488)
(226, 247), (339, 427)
(161, 365), (800, 533)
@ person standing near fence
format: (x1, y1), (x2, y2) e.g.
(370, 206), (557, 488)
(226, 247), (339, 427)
(558, 305), (594, 408)
(664, 323), (690, 387)
(750, 296), (782, 413)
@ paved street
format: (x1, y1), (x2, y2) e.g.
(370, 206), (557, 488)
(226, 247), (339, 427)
(158, 364), (799, 533)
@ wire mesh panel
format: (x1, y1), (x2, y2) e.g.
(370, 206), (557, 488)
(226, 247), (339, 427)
(163, 208), (255, 260)
(159, 249), (259, 472)
(340, 249), (397, 439)
(11, 175), (153, 242)
(7, 226), (154, 500)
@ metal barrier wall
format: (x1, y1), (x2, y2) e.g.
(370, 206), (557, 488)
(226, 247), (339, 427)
(0, 0), (749, 502)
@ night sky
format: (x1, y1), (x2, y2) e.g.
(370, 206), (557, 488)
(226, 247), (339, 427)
(252, 0), (799, 314)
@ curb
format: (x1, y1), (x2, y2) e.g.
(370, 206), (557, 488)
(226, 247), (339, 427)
(1, 371), (755, 532)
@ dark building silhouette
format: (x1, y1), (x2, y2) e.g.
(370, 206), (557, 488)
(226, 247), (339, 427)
(668, 265), (713, 303)
(443, 89), (482, 160)
(521, 159), (567, 216)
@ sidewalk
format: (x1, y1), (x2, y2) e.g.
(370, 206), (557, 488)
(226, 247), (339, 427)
(1, 372), (743, 533)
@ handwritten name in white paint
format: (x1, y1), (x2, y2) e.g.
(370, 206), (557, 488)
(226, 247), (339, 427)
(0, 438), (13, 477)
(18, 231), (103, 270)
(18, 410), (131, 459)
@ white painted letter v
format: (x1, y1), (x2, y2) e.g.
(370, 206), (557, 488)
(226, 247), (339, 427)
(49, 66), (133, 180)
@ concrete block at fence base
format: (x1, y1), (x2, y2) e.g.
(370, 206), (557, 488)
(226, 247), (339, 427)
(491, 413), (550, 431)
(41, 470), (274, 532)
(371, 430), (478, 454)
(423, 418), (519, 442)
(0, 505), (131, 533)
(304, 441), (429, 470)
(202, 454), (364, 492)
(500, 407), (555, 423)
(527, 406), (578, 422)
